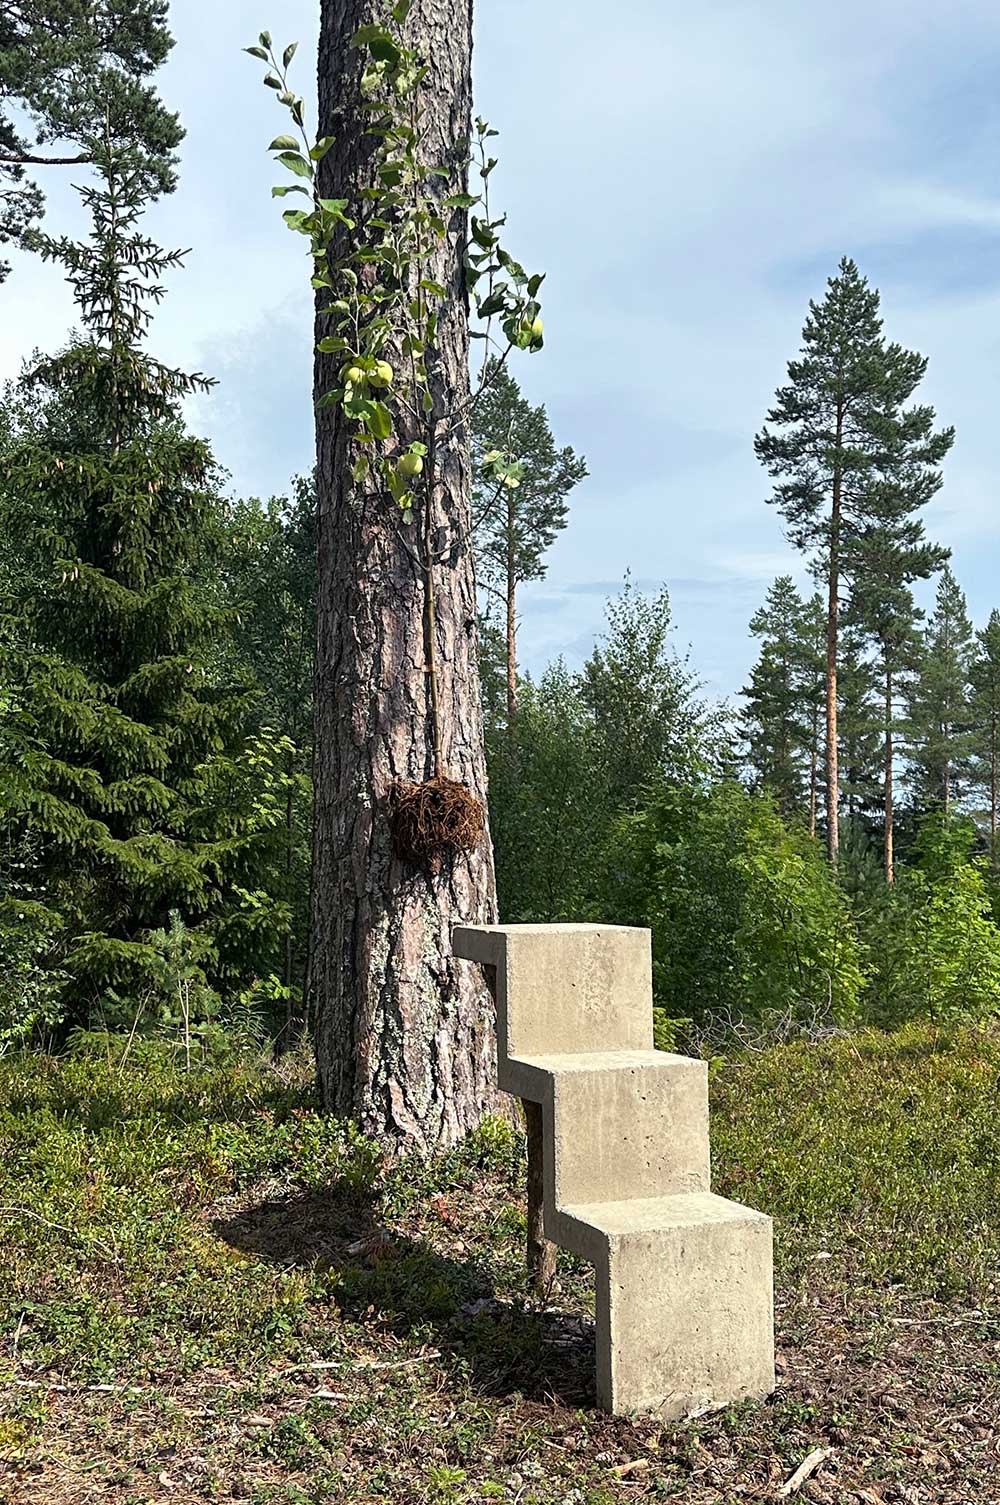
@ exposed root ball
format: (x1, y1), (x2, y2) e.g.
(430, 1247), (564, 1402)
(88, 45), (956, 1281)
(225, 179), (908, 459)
(389, 776), (485, 867)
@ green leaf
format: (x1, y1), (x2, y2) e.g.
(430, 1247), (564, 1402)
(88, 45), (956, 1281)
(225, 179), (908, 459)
(351, 24), (391, 50)
(477, 290), (507, 318)
(368, 402), (393, 441)
(283, 42), (298, 67)
(244, 45), (268, 61)
(263, 74), (282, 90)
(268, 134), (300, 152)
(419, 279), (446, 299)
(445, 193), (479, 210)
(370, 36), (401, 64)
(277, 150), (312, 179)
(310, 135), (336, 161)
(392, 0), (412, 19)
(259, 31), (272, 48)
(317, 336), (349, 353)
(271, 184), (308, 198)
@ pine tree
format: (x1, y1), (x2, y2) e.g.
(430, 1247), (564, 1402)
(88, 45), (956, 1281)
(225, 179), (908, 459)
(907, 567), (974, 814)
(471, 361), (585, 719)
(741, 576), (815, 819)
(970, 609), (1000, 862)
(0, 1), (181, 281)
(0, 131), (284, 1019)
(755, 257), (954, 866)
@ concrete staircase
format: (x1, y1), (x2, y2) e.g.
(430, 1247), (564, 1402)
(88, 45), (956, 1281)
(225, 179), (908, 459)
(453, 922), (775, 1419)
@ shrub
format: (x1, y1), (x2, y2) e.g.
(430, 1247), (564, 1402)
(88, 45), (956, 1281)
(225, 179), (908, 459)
(616, 781), (864, 1036)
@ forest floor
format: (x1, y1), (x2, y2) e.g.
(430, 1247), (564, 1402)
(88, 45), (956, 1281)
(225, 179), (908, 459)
(1, 1024), (999, 1505)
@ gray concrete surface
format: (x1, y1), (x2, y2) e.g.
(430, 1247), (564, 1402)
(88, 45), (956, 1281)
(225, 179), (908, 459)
(453, 922), (775, 1419)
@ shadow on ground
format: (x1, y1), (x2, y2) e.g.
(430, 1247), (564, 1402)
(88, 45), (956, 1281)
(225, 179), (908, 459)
(214, 1183), (597, 1409)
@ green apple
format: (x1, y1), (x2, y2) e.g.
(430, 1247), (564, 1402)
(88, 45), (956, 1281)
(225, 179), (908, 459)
(529, 316), (543, 339)
(397, 453), (424, 478)
(372, 360), (394, 387)
(345, 365), (366, 387)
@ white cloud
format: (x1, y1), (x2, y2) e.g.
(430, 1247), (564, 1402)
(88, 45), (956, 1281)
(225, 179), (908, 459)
(4, 0), (1000, 695)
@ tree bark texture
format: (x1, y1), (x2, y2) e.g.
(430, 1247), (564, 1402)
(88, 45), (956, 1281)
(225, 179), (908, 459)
(310, 0), (505, 1149)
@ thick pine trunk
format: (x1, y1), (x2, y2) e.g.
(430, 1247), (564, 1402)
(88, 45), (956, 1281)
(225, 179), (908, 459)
(310, 0), (505, 1149)
(884, 666), (894, 885)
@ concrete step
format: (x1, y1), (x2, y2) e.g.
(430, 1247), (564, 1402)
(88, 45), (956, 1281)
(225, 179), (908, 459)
(452, 923), (774, 1418)
(562, 1192), (775, 1418)
(508, 1051), (711, 1214)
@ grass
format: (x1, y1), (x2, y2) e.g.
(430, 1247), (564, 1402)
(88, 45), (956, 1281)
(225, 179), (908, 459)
(1, 1023), (999, 1502)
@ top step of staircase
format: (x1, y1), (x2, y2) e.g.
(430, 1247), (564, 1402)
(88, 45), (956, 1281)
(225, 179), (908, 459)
(453, 924), (653, 1078)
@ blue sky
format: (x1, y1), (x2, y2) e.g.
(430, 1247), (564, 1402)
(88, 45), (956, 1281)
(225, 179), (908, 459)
(4, 0), (1000, 700)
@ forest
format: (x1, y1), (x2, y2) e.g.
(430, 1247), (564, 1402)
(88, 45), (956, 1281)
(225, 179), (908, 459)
(3, 3), (1000, 1503)
(4, 221), (1000, 1056)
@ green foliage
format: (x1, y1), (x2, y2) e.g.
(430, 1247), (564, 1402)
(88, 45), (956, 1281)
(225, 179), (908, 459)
(862, 815), (1000, 1025)
(0, 131), (292, 1025)
(488, 661), (601, 921)
(713, 1022), (1000, 1298)
(248, 18), (542, 510)
(0, 897), (65, 1054)
(486, 582), (720, 923)
(471, 358), (585, 636)
(615, 782), (864, 1035)
(0, 0), (182, 281)
(907, 565), (975, 812)
(970, 608), (1000, 858)
(741, 577), (823, 819)
(755, 256), (953, 578)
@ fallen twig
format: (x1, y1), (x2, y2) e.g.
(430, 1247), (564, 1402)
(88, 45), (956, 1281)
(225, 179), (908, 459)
(304, 1350), (441, 1372)
(776, 1446), (834, 1498)
(0, 1205), (116, 1258)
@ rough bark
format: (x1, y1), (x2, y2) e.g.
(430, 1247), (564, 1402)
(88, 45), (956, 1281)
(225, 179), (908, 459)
(310, 0), (505, 1149)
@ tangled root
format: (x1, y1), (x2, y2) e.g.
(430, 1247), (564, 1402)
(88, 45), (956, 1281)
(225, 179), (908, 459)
(388, 776), (485, 868)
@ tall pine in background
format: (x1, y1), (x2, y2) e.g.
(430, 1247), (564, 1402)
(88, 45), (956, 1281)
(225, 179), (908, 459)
(907, 566), (974, 815)
(756, 257), (953, 866)
(0, 0), (181, 281)
(471, 361), (585, 719)
(0, 131), (287, 1021)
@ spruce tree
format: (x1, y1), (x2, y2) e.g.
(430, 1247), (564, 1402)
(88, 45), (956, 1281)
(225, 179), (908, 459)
(0, 132), (284, 1019)
(741, 575), (814, 819)
(907, 566), (974, 814)
(846, 532), (948, 881)
(0, 1), (181, 281)
(837, 624), (882, 829)
(471, 360), (585, 719)
(755, 257), (954, 866)
(970, 609), (1000, 861)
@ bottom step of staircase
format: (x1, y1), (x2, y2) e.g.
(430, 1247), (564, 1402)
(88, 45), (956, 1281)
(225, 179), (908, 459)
(559, 1192), (775, 1419)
